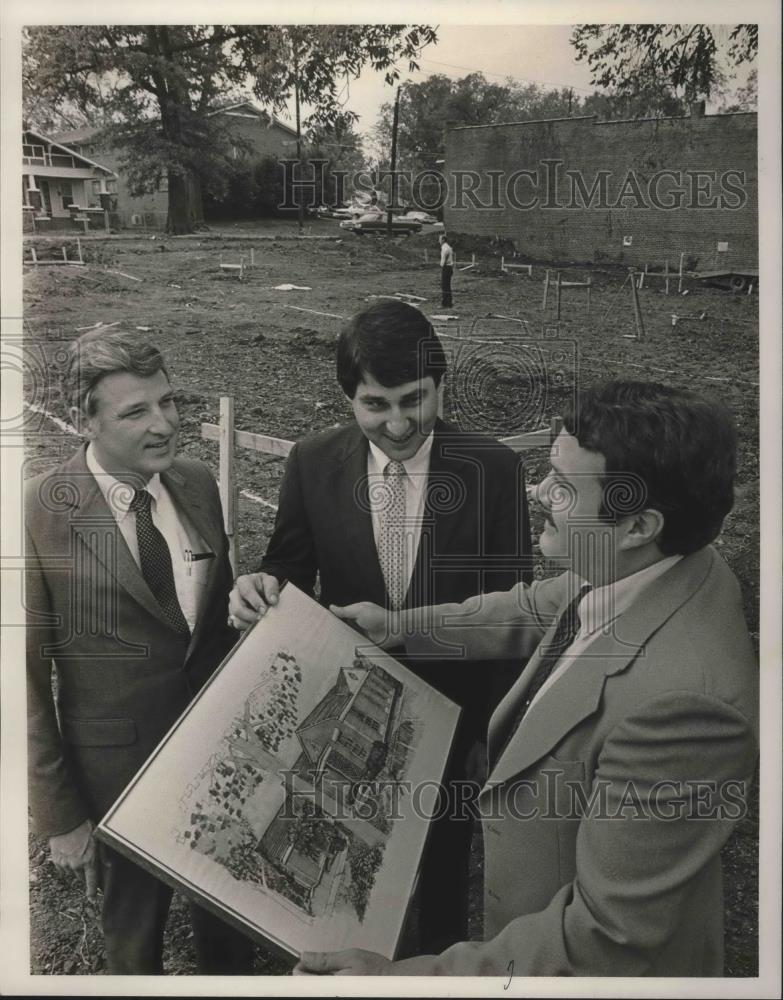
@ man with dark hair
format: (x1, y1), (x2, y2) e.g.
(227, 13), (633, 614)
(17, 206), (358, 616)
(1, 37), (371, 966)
(298, 380), (758, 976)
(229, 299), (533, 953)
(25, 329), (254, 974)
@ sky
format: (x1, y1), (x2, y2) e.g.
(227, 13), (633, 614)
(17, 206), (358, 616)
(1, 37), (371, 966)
(279, 23), (754, 148)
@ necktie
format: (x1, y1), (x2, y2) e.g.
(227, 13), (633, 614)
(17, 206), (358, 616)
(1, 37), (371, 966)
(129, 488), (190, 637)
(377, 460), (407, 610)
(497, 584), (592, 759)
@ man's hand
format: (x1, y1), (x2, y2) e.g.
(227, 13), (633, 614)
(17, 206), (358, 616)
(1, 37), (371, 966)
(49, 818), (99, 900)
(330, 602), (402, 649)
(228, 573), (280, 629)
(293, 949), (394, 975)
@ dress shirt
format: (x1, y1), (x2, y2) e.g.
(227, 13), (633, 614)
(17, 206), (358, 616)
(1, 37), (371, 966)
(367, 432), (435, 599)
(527, 554), (683, 712)
(85, 445), (210, 631)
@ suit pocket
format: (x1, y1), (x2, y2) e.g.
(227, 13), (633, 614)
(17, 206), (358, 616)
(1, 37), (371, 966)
(62, 717), (137, 747)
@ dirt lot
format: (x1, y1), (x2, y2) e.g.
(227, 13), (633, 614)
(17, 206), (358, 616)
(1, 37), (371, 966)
(22, 219), (759, 975)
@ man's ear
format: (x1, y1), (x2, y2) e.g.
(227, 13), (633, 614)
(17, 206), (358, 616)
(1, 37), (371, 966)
(618, 508), (665, 550)
(69, 405), (92, 438)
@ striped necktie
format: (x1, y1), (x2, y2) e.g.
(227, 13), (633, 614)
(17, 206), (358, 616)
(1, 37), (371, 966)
(377, 460), (408, 610)
(497, 584), (592, 759)
(129, 488), (190, 637)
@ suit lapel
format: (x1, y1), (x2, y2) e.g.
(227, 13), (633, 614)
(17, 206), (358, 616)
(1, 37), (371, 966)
(332, 429), (388, 604)
(483, 548), (716, 793)
(65, 447), (172, 629)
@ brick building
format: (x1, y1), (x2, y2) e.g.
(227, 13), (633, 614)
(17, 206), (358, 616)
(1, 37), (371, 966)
(443, 106), (757, 270)
(53, 102), (298, 230)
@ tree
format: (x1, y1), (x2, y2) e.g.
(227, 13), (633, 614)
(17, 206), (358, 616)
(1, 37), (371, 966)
(718, 69), (758, 113)
(571, 24), (758, 104)
(23, 24), (437, 233)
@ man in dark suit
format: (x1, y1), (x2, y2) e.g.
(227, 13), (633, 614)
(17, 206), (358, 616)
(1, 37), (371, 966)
(25, 330), (254, 974)
(296, 381), (759, 977)
(229, 299), (533, 953)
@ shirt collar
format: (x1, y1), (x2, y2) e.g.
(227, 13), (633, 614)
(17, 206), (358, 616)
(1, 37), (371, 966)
(85, 444), (162, 520)
(577, 554), (684, 638)
(367, 431), (435, 492)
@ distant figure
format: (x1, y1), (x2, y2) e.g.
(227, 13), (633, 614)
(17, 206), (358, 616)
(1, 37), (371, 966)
(439, 234), (454, 308)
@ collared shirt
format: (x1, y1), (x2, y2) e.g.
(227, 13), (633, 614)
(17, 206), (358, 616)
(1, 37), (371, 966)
(527, 555), (684, 711)
(85, 445), (209, 631)
(367, 432), (435, 600)
(440, 241), (454, 267)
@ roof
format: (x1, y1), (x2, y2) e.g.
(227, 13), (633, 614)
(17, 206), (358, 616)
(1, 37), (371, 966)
(52, 102), (298, 147)
(24, 128), (115, 176)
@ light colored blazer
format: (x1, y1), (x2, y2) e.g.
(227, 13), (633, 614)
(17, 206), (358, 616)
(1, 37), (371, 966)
(25, 446), (236, 838)
(400, 547), (758, 976)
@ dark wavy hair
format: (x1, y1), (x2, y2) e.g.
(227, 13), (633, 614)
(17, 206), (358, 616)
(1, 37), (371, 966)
(336, 300), (447, 398)
(562, 381), (737, 556)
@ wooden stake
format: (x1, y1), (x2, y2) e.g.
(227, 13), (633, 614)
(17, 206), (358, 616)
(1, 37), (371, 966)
(542, 269), (550, 311)
(219, 396), (237, 574)
(587, 279), (592, 318)
(555, 270), (562, 321)
(76, 238), (83, 264)
(678, 252), (685, 293)
(664, 260), (670, 295)
(629, 268), (645, 340)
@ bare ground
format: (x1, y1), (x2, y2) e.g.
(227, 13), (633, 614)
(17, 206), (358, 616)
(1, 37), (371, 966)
(22, 219), (759, 975)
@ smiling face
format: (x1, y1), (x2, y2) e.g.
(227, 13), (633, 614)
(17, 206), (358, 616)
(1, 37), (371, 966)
(74, 369), (180, 483)
(350, 373), (439, 461)
(537, 429), (610, 580)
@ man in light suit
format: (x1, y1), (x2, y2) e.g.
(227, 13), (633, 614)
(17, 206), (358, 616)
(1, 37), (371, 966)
(25, 330), (254, 974)
(296, 380), (759, 976)
(229, 299), (533, 953)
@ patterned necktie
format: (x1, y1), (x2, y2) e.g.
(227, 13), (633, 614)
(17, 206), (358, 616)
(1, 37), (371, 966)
(497, 584), (592, 759)
(129, 488), (190, 637)
(377, 460), (408, 610)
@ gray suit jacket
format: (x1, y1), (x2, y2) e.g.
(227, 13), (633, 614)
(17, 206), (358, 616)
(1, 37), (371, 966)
(25, 446), (236, 837)
(398, 548), (758, 975)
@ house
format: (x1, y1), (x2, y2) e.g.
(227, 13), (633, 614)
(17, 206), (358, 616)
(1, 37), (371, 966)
(256, 659), (402, 911)
(53, 102), (299, 230)
(22, 128), (117, 233)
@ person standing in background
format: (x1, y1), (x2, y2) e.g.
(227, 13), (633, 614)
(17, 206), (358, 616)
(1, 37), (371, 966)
(439, 234), (454, 308)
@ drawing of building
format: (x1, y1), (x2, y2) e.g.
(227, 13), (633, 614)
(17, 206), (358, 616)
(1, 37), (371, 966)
(255, 658), (402, 915)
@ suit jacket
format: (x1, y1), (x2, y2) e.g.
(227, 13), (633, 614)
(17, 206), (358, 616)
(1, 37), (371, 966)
(260, 419), (532, 727)
(399, 547), (759, 975)
(25, 446), (236, 839)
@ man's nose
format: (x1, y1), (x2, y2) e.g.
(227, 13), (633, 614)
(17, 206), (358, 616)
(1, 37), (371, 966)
(149, 407), (176, 434)
(385, 412), (410, 435)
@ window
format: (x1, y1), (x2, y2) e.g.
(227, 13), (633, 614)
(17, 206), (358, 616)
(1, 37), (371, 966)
(60, 181), (73, 211)
(106, 179), (118, 194)
(351, 709), (381, 732)
(91, 180), (101, 196)
(337, 732), (367, 758)
(158, 176), (169, 193)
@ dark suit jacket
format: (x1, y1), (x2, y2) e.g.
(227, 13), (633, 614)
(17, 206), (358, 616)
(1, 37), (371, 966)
(260, 419), (532, 731)
(401, 548), (759, 975)
(25, 447), (236, 838)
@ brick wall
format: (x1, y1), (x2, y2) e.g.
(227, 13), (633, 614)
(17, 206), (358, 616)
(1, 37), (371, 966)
(443, 112), (758, 269)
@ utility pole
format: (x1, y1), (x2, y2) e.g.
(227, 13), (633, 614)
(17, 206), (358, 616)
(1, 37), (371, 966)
(294, 58), (304, 237)
(387, 87), (400, 238)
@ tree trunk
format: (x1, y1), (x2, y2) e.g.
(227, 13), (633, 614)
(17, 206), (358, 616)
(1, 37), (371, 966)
(166, 170), (193, 235)
(188, 174), (205, 228)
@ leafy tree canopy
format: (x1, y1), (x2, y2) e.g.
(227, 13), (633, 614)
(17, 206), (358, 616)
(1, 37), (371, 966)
(23, 24), (436, 232)
(571, 24), (758, 103)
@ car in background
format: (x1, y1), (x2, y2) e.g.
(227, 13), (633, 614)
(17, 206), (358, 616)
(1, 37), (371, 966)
(398, 210), (439, 225)
(339, 213), (423, 236)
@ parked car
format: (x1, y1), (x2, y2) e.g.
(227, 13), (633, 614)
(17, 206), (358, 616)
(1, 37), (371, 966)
(339, 213), (422, 236)
(399, 210), (439, 225)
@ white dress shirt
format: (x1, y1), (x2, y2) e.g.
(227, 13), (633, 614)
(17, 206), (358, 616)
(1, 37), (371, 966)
(440, 241), (454, 267)
(367, 433), (435, 600)
(527, 555), (684, 712)
(85, 445), (210, 630)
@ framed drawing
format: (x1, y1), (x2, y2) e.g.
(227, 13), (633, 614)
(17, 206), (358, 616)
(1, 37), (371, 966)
(96, 583), (461, 961)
